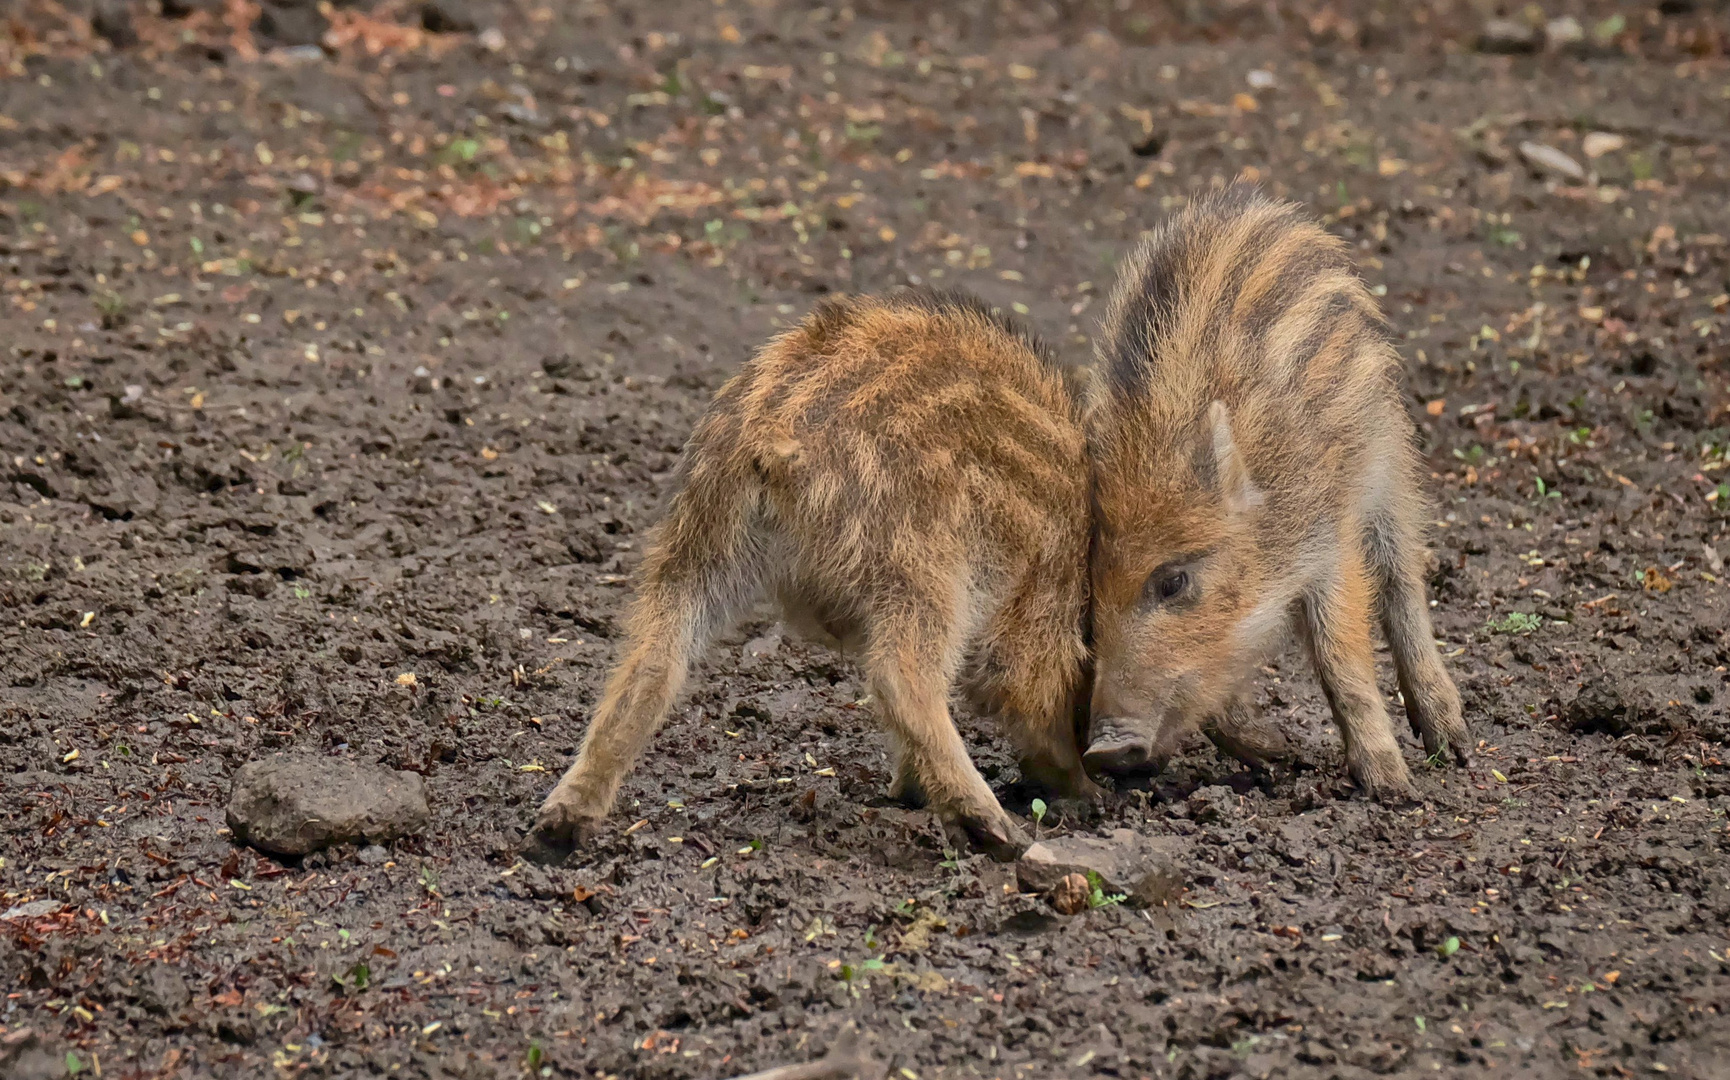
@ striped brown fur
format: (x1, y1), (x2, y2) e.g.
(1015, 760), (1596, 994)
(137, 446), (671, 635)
(529, 290), (1100, 862)
(1082, 184), (1468, 799)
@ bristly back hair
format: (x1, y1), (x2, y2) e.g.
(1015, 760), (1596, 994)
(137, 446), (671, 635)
(885, 285), (1061, 372)
(1093, 182), (1387, 404)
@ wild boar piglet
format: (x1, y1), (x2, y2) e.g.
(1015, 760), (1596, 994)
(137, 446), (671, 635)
(1082, 184), (1468, 799)
(529, 291), (1101, 862)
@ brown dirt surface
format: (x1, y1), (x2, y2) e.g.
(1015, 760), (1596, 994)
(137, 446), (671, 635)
(3, 1), (1729, 1077)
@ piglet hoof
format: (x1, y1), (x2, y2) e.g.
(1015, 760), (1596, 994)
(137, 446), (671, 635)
(1372, 783), (1422, 811)
(521, 800), (602, 865)
(1423, 735), (1472, 770)
(1347, 747), (1419, 808)
(1082, 727), (1160, 778)
(1066, 776), (1109, 807)
(1349, 767), (1419, 809)
(944, 808), (1031, 863)
(1420, 718), (1472, 769)
(519, 828), (575, 866)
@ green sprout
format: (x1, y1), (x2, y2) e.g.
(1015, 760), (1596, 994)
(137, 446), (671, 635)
(1086, 871), (1126, 909)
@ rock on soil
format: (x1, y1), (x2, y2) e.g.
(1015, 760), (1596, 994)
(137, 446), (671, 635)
(1544, 16), (1585, 50)
(1477, 19), (1538, 52)
(1582, 132), (1628, 160)
(254, 1), (328, 47)
(1016, 829), (1186, 908)
(1518, 142), (1586, 183)
(1, 900), (64, 921)
(1564, 676), (1640, 736)
(226, 756), (430, 856)
(0, 1028), (65, 1080)
(125, 965), (193, 1018)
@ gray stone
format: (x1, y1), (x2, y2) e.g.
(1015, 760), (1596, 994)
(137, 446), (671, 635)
(743, 627), (782, 658)
(1565, 677), (1639, 736)
(1544, 15), (1585, 49)
(1518, 141), (1586, 183)
(129, 965), (191, 1017)
(1478, 19), (1538, 53)
(1, 899), (64, 921)
(226, 756), (430, 856)
(0, 1027), (66, 1080)
(1016, 829), (1185, 908)
(1186, 784), (1243, 825)
(254, 2), (327, 47)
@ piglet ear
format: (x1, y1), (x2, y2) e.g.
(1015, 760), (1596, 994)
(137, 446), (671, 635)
(1206, 400), (1263, 515)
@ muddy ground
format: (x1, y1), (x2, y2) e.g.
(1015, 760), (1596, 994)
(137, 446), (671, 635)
(2, 0), (1729, 1077)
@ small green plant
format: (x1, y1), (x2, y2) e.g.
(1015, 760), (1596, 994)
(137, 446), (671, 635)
(419, 865), (441, 896)
(1030, 798), (1047, 833)
(1487, 611), (1542, 636)
(440, 138), (482, 167)
(526, 1042), (543, 1071)
(95, 289), (130, 329)
(332, 961), (370, 994)
(1533, 477), (1561, 499)
(1085, 871), (1126, 909)
(66, 1053), (84, 1076)
(1415, 1015), (1427, 1033)
(1437, 935), (1461, 959)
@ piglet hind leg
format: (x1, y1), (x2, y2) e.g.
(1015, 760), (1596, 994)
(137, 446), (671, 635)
(866, 601), (1031, 861)
(523, 587), (702, 864)
(1298, 547), (1418, 805)
(1367, 510), (1470, 766)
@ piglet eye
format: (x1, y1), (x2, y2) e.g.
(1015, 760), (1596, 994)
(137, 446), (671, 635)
(1144, 567), (1191, 605)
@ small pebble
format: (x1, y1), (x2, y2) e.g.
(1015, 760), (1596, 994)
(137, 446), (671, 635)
(1582, 132), (1627, 159)
(1518, 141), (1586, 183)
(1478, 19), (1538, 53)
(1544, 15), (1585, 49)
